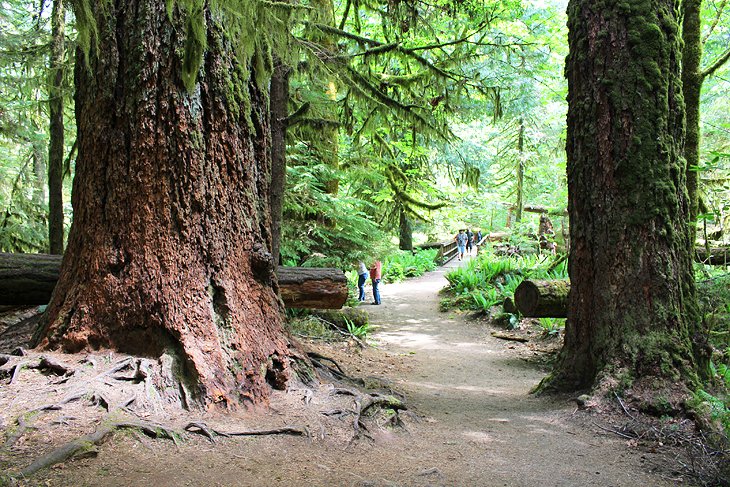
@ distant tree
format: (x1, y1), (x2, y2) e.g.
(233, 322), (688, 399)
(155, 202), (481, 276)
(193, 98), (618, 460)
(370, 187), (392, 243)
(682, 0), (730, 223)
(48, 0), (65, 254)
(35, 1), (295, 408)
(544, 0), (709, 392)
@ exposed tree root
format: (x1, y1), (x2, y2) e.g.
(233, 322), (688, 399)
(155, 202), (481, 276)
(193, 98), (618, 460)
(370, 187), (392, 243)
(18, 418), (177, 478)
(184, 422), (309, 443)
(3, 414), (36, 449)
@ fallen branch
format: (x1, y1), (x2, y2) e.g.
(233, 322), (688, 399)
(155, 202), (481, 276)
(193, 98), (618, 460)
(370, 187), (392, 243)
(491, 331), (529, 343)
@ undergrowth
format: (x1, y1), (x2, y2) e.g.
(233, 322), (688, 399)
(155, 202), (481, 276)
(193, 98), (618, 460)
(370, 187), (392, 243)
(442, 251), (567, 312)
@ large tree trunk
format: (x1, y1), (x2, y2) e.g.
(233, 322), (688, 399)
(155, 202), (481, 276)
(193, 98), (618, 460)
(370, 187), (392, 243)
(34, 2), (295, 408)
(47, 0), (65, 255)
(546, 0), (707, 391)
(0, 253), (347, 309)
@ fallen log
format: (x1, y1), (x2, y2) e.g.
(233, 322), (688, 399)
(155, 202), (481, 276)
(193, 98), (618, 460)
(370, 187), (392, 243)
(276, 266), (348, 309)
(514, 279), (569, 318)
(0, 253), (347, 309)
(695, 246), (730, 266)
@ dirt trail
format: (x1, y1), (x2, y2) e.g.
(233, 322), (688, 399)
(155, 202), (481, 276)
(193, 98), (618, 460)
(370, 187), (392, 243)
(24, 257), (678, 486)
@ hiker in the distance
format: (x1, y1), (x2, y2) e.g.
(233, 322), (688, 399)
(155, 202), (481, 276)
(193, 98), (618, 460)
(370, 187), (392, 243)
(356, 260), (368, 302)
(455, 229), (468, 261)
(466, 228), (474, 255)
(369, 259), (382, 305)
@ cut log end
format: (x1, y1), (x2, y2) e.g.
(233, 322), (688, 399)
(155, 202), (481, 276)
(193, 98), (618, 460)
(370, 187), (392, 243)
(514, 279), (569, 318)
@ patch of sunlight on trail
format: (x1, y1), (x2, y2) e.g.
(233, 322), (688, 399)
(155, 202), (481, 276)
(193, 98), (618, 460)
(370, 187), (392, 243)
(400, 380), (508, 395)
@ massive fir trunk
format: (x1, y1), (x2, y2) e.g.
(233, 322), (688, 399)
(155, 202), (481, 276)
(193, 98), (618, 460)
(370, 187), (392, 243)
(48, 0), (65, 255)
(545, 0), (708, 391)
(35, 1), (295, 408)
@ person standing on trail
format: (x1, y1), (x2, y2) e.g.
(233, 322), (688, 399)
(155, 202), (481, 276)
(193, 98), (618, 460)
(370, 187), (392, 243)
(466, 229), (474, 255)
(369, 259), (382, 305)
(356, 261), (368, 302)
(455, 229), (468, 261)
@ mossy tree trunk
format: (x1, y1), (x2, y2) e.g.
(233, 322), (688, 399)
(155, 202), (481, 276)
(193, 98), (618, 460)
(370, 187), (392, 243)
(35, 1), (295, 408)
(48, 0), (65, 255)
(310, 0), (340, 195)
(270, 58), (291, 265)
(515, 118), (525, 223)
(398, 208), (413, 251)
(545, 0), (708, 391)
(682, 0), (730, 226)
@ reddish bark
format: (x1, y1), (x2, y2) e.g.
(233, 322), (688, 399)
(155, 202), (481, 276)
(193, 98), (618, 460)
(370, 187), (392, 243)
(35, 2), (294, 408)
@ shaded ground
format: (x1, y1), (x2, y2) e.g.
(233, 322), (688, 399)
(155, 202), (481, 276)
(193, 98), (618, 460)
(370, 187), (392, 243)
(0, 257), (691, 486)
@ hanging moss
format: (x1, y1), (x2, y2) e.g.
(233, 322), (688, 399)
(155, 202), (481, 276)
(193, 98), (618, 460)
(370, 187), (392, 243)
(70, 0), (300, 100)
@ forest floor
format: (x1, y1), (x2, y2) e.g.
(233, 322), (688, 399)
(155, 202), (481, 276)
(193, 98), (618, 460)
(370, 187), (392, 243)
(0, 256), (713, 486)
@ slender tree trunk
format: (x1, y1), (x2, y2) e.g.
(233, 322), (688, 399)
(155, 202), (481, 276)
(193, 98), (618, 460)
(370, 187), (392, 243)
(47, 0), (65, 255)
(270, 59), (290, 265)
(399, 208), (413, 251)
(311, 0), (340, 195)
(35, 2), (294, 408)
(32, 138), (47, 207)
(683, 0), (703, 227)
(515, 119), (525, 223)
(545, 0), (708, 392)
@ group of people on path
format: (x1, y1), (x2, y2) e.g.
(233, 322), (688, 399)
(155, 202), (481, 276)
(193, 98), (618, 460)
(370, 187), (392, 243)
(357, 259), (382, 305)
(455, 228), (481, 261)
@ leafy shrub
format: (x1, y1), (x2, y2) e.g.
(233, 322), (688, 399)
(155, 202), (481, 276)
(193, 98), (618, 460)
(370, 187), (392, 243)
(382, 249), (438, 283)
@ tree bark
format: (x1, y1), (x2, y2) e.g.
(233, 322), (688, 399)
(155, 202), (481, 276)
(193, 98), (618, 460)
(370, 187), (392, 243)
(547, 0), (707, 392)
(47, 0), (65, 255)
(0, 253), (346, 308)
(514, 280), (569, 318)
(34, 2), (295, 408)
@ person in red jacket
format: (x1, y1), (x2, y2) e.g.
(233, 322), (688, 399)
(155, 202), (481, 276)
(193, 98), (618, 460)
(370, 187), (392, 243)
(369, 260), (382, 305)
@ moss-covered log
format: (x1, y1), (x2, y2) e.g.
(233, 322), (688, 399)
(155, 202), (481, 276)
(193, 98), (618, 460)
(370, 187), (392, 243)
(0, 253), (346, 309)
(513, 280), (569, 318)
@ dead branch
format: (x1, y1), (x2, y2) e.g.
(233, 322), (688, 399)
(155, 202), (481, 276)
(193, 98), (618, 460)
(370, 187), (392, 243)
(491, 331), (529, 343)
